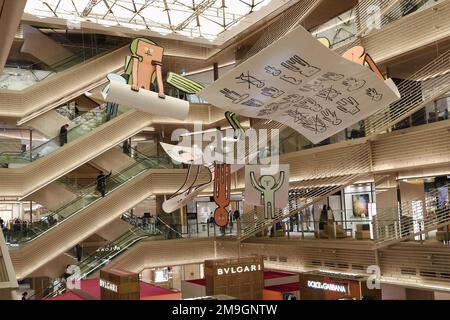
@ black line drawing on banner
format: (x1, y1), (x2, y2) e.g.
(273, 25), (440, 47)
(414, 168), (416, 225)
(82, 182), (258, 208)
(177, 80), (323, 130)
(256, 94), (304, 115)
(321, 109), (342, 125)
(261, 86), (285, 98)
(284, 109), (327, 134)
(278, 94), (304, 110)
(235, 71), (265, 89)
(220, 88), (249, 104)
(336, 97), (360, 115)
(258, 103), (280, 116)
(298, 81), (324, 93)
(285, 108), (310, 124)
(342, 77), (366, 92)
(280, 75), (302, 86)
(281, 55), (321, 77)
(265, 66), (282, 76)
(366, 88), (383, 101)
(303, 115), (328, 134)
(242, 98), (264, 108)
(316, 86), (342, 101)
(319, 72), (345, 81)
(297, 97), (322, 112)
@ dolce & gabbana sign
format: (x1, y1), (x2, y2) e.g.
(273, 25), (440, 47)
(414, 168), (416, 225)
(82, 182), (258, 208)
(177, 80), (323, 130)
(216, 263), (262, 276)
(307, 280), (347, 293)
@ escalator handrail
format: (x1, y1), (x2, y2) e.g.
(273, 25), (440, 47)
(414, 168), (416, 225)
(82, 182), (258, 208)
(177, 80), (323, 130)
(0, 104), (109, 162)
(6, 155), (170, 246)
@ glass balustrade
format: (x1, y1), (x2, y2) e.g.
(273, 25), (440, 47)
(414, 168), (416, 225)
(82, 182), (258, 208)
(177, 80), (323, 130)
(37, 213), (171, 299)
(0, 46), (115, 91)
(4, 154), (172, 246)
(310, 0), (442, 50)
(278, 93), (450, 156)
(0, 105), (129, 166)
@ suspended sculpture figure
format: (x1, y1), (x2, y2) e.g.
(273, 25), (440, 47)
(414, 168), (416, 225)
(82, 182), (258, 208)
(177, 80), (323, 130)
(250, 170), (285, 219)
(317, 38), (384, 81)
(166, 71), (245, 141)
(225, 111), (245, 140)
(166, 72), (205, 95)
(213, 163), (231, 227)
(341, 46), (385, 81)
(127, 38), (165, 99)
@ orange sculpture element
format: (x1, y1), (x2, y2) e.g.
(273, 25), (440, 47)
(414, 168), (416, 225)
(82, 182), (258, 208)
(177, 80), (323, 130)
(213, 163), (231, 227)
(130, 38), (165, 99)
(342, 46), (385, 81)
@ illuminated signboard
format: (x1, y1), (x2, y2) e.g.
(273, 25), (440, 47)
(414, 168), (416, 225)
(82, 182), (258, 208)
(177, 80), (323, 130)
(100, 279), (118, 293)
(307, 280), (347, 293)
(216, 264), (262, 276)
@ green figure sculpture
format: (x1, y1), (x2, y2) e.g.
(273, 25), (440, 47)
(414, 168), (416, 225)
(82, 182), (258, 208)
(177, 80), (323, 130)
(250, 171), (286, 219)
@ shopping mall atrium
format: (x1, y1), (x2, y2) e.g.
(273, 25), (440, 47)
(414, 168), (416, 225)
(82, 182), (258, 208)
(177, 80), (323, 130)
(0, 0), (449, 302)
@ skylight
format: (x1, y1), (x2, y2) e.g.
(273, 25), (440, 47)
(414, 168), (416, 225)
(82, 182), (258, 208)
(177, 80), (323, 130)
(24, 0), (274, 43)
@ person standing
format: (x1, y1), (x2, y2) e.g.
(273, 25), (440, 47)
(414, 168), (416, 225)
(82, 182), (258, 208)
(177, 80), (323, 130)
(233, 210), (240, 221)
(123, 139), (131, 156)
(327, 205), (335, 223)
(74, 244), (82, 262)
(149, 214), (156, 233)
(96, 171), (112, 197)
(0, 217), (4, 229)
(228, 210), (234, 230)
(319, 204), (328, 230)
(59, 124), (69, 147)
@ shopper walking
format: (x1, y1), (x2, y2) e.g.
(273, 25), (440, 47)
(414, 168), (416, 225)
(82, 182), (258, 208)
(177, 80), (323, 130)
(96, 170), (112, 197)
(59, 124), (69, 147)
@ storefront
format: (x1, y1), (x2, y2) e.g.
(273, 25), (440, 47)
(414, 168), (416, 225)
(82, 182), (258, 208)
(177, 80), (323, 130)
(299, 271), (381, 300)
(140, 263), (204, 290)
(46, 279), (179, 300)
(381, 283), (450, 300)
(182, 269), (299, 300)
(186, 195), (243, 236)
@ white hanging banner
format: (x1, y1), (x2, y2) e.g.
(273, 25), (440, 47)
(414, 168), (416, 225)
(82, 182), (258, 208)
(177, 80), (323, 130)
(103, 81), (190, 120)
(199, 26), (401, 144)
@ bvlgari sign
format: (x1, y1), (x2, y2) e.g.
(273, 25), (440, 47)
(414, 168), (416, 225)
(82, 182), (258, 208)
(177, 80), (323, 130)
(217, 263), (262, 276)
(100, 279), (118, 293)
(205, 256), (264, 300)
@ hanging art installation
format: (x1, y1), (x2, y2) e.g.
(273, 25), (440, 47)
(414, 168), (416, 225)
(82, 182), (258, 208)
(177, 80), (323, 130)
(213, 163), (231, 227)
(199, 25), (401, 144)
(101, 38), (189, 120)
(245, 165), (290, 219)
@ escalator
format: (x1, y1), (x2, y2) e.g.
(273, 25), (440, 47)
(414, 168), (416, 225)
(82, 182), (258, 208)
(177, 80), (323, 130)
(30, 213), (181, 299)
(0, 104), (122, 166)
(0, 107), (151, 198)
(1, 44), (129, 122)
(0, 96), (220, 198)
(4, 154), (172, 245)
(6, 154), (200, 279)
(0, 0), (27, 73)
